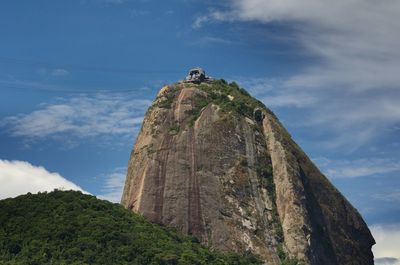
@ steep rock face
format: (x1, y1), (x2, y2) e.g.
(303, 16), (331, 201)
(121, 81), (375, 264)
(262, 113), (375, 264)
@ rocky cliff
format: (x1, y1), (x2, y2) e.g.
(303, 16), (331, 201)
(121, 80), (375, 264)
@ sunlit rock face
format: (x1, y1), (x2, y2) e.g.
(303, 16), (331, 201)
(121, 80), (375, 265)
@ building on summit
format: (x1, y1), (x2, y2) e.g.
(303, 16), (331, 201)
(185, 67), (213, 84)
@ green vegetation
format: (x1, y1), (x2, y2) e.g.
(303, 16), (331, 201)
(157, 88), (178, 109)
(192, 80), (299, 265)
(277, 244), (303, 265)
(255, 164), (272, 179)
(255, 161), (285, 259)
(184, 79), (268, 127)
(0, 190), (262, 265)
(186, 95), (210, 127)
(197, 80), (266, 119)
(154, 80), (269, 128)
(169, 124), (180, 135)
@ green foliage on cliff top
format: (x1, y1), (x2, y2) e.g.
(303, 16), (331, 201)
(183, 79), (268, 127)
(197, 79), (267, 119)
(0, 190), (262, 265)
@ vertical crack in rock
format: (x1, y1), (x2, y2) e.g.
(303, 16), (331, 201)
(187, 126), (204, 238)
(262, 113), (312, 263)
(242, 122), (281, 264)
(133, 165), (148, 212)
(153, 135), (172, 224)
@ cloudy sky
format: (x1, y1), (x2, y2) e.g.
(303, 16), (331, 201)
(0, 0), (399, 263)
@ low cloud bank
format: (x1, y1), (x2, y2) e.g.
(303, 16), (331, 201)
(371, 224), (400, 265)
(0, 159), (85, 200)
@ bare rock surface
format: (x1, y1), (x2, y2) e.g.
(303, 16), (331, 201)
(121, 81), (375, 264)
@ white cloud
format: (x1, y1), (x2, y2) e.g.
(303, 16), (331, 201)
(192, 10), (233, 29)
(373, 189), (400, 203)
(200, 0), (400, 149)
(1, 93), (151, 145)
(238, 77), (316, 108)
(51, 69), (70, 76)
(129, 9), (149, 18)
(37, 68), (70, 77)
(0, 159), (85, 200)
(371, 224), (400, 265)
(97, 167), (126, 203)
(193, 16), (210, 29)
(313, 157), (400, 179)
(194, 36), (233, 46)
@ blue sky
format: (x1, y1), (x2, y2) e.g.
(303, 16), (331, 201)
(1, 0), (399, 263)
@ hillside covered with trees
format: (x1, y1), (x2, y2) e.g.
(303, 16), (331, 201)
(0, 190), (261, 265)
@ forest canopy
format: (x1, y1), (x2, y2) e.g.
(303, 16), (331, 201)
(0, 190), (261, 265)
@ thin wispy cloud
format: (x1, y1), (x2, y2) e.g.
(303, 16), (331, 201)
(129, 9), (149, 18)
(373, 189), (400, 203)
(97, 167), (126, 203)
(194, 36), (233, 46)
(192, 9), (230, 29)
(200, 0), (400, 150)
(238, 77), (316, 108)
(193, 15), (211, 29)
(236, 76), (399, 150)
(1, 93), (151, 145)
(313, 157), (400, 179)
(51, 69), (70, 77)
(38, 68), (70, 77)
